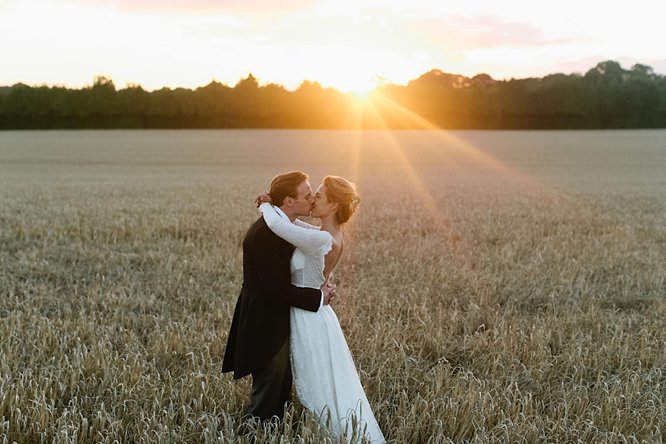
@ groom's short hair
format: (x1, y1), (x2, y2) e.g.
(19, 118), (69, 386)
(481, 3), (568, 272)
(269, 171), (309, 206)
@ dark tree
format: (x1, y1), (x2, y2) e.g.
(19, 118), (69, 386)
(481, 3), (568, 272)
(1, 61), (665, 129)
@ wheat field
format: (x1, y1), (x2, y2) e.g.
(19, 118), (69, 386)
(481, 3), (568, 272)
(0, 129), (664, 443)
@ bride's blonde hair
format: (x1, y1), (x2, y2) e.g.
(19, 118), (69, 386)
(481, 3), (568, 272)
(323, 176), (360, 224)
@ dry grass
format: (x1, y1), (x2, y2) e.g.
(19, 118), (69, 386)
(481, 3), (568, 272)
(0, 129), (664, 443)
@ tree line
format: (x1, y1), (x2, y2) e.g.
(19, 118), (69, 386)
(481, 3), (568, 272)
(1, 60), (665, 129)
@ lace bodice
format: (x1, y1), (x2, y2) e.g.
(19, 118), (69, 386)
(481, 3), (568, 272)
(260, 204), (332, 288)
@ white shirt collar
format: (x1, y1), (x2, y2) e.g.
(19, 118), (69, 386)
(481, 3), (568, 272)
(273, 205), (290, 221)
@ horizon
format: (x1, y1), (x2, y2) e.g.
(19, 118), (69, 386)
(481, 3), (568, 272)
(0, 60), (662, 94)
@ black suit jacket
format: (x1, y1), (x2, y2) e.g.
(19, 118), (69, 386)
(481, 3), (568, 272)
(222, 216), (321, 379)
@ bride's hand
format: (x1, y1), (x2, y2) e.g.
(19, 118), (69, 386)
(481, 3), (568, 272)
(254, 191), (272, 207)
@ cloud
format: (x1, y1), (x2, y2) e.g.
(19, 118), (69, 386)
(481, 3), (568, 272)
(90, 0), (315, 14)
(417, 14), (568, 50)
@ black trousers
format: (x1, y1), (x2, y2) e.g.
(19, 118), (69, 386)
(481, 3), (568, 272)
(245, 340), (292, 420)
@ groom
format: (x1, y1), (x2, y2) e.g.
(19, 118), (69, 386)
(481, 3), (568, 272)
(222, 171), (336, 421)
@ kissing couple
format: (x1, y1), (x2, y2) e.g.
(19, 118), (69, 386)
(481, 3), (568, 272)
(222, 171), (385, 443)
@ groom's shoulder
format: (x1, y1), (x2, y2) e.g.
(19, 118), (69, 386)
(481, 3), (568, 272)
(245, 216), (280, 244)
(245, 216), (267, 238)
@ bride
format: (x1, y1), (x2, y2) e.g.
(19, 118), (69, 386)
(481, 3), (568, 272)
(256, 176), (385, 444)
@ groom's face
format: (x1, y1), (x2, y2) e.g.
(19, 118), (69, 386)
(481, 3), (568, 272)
(292, 180), (315, 217)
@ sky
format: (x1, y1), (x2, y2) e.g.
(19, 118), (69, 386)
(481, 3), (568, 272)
(1, 0), (665, 92)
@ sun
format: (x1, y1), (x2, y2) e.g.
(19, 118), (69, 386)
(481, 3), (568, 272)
(348, 89), (377, 103)
(332, 74), (386, 103)
(327, 74), (380, 94)
(309, 57), (387, 94)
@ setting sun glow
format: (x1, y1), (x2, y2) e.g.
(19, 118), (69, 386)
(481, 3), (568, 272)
(1, 0), (665, 91)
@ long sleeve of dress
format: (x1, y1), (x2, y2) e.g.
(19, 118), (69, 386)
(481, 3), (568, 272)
(259, 203), (332, 255)
(294, 219), (320, 230)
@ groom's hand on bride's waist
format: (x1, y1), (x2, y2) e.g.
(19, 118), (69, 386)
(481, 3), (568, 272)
(321, 281), (337, 305)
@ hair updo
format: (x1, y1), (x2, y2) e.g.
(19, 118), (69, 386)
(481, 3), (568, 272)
(323, 176), (360, 224)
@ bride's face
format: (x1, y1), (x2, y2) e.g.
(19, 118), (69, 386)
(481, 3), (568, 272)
(310, 184), (337, 218)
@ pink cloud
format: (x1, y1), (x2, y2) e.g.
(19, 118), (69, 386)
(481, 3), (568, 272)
(92, 0), (314, 14)
(418, 15), (568, 50)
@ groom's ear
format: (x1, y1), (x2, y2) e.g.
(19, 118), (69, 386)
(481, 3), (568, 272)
(283, 196), (294, 207)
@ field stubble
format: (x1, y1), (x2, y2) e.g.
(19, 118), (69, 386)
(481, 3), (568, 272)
(0, 130), (665, 443)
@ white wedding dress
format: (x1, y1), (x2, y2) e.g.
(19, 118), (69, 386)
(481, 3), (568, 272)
(260, 204), (385, 444)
